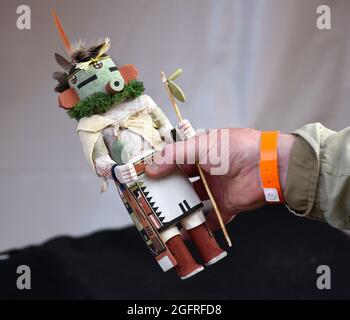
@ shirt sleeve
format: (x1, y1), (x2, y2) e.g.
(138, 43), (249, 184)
(284, 122), (350, 230)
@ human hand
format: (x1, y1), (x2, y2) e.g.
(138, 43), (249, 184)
(145, 128), (295, 231)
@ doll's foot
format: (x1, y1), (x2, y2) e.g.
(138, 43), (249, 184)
(180, 265), (204, 280)
(205, 251), (227, 266)
(166, 234), (204, 280)
(187, 223), (227, 266)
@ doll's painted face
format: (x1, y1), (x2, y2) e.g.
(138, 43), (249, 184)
(67, 56), (125, 100)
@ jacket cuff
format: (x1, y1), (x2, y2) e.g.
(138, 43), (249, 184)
(284, 135), (320, 217)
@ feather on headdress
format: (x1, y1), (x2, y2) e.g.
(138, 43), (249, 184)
(52, 11), (111, 69)
(75, 38), (111, 70)
(51, 10), (72, 54)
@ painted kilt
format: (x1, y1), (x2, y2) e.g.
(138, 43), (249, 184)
(115, 153), (204, 271)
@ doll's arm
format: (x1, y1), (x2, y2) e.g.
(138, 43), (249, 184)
(92, 135), (116, 179)
(174, 119), (196, 141)
(112, 163), (137, 184)
(150, 107), (174, 143)
(151, 107), (196, 142)
(145, 95), (195, 142)
(93, 135), (137, 184)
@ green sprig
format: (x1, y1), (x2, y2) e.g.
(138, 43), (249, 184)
(67, 80), (145, 121)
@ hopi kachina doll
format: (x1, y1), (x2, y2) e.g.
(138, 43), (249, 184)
(52, 12), (227, 279)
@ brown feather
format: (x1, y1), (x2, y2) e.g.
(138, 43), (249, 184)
(54, 53), (71, 71)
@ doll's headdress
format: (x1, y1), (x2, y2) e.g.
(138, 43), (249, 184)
(75, 38), (111, 70)
(52, 11), (140, 112)
(52, 11), (111, 72)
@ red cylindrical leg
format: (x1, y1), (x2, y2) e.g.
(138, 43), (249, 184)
(187, 223), (227, 266)
(166, 235), (203, 280)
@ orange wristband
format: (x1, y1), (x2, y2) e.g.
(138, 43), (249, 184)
(260, 131), (284, 203)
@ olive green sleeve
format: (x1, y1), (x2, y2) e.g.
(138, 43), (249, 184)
(150, 107), (170, 129)
(92, 134), (109, 161)
(150, 106), (175, 143)
(284, 123), (350, 230)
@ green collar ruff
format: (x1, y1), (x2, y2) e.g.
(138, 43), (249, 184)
(67, 80), (145, 121)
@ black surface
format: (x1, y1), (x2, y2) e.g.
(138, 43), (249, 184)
(1, 205), (350, 300)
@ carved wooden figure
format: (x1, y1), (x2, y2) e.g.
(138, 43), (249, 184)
(52, 12), (227, 279)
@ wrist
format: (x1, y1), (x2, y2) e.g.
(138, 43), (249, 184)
(257, 132), (295, 203)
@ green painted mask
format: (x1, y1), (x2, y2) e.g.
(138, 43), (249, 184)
(67, 56), (125, 100)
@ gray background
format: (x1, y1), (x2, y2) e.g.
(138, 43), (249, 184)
(0, 0), (349, 251)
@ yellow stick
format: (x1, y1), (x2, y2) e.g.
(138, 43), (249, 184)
(161, 71), (232, 247)
(196, 166), (232, 247)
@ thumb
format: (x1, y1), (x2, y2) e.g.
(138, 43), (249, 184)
(145, 162), (176, 178)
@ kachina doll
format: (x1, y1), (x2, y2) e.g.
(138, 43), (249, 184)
(52, 12), (228, 279)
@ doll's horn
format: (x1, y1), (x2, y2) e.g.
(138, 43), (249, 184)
(119, 64), (138, 84)
(58, 88), (80, 109)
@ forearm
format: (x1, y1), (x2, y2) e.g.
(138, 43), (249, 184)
(92, 135), (116, 179)
(254, 125), (350, 230)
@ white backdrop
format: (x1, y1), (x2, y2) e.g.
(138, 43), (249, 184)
(0, 0), (349, 251)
